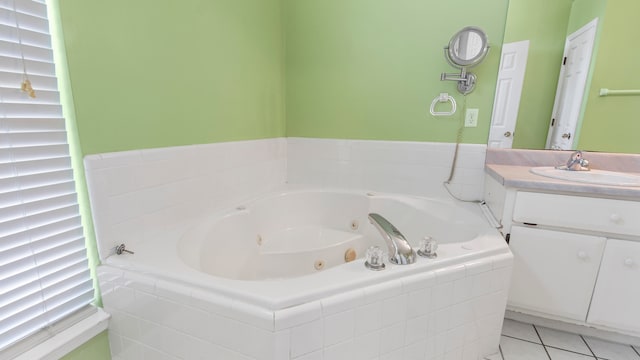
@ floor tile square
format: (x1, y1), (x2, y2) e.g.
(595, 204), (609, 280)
(583, 337), (640, 360)
(536, 327), (591, 356)
(502, 319), (542, 344)
(500, 336), (548, 360)
(546, 347), (594, 360)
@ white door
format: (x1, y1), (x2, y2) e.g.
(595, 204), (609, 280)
(546, 18), (598, 150)
(488, 40), (529, 148)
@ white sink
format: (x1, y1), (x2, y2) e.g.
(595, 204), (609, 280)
(530, 166), (640, 187)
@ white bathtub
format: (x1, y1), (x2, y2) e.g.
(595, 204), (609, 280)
(98, 188), (512, 359)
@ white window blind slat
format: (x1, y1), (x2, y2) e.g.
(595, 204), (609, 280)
(0, 70), (56, 91)
(0, 21), (52, 49)
(0, 1), (94, 353)
(0, 130), (68, 148)
(1, 86), (60, 104)
(0, 0), (47, 18)
(0, 217), (82, 254)
(0, 117), (66, 131)
(0, 54), (57, 77)
(0, 255), (87, 310)
(0, 38), (53, 63)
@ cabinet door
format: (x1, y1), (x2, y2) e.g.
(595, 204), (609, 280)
(508, 226), (606, 321)
(587, 239), (640, 332)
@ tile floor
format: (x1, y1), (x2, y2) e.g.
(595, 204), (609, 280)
(485, 319), (640, 360)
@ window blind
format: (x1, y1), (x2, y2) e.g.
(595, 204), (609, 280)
(0, 0), (94, 353)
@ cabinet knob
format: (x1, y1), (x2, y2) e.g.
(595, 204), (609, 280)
(609, 213), (622, 223)
(624, 258), (634, 267)
(577, 251), (588, 260)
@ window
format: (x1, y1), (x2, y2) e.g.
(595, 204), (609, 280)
(0, 0), (94, 355)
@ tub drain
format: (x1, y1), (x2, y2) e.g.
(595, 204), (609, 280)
(314, 260), (325, 271)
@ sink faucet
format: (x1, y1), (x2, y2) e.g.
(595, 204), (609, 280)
(368, 213), (416, 265)
(558, 150), (590, 171)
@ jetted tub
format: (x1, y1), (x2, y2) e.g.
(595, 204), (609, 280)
(98, 188), (513, 359)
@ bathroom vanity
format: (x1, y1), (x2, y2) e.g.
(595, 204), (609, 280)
(484, 149), (640, 341)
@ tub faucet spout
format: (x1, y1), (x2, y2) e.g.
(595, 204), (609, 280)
(368, 213), (416, 265)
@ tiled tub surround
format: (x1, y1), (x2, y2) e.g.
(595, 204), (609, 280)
(287, 138), (488, 202)
(84, 138), (288, 260)
(85, 138), (488, 261)
(84, 138), (504, 359)
(100, 252), (512, 360)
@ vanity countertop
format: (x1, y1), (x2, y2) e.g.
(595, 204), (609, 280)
(486, 164), (640, 200)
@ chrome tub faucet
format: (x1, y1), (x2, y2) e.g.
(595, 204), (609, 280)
(368, 213), (416, 265)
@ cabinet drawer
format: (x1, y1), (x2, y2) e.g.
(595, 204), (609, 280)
(513, 192), (640, 236)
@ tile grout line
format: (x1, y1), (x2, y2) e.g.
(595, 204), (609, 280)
(580, 335), (599, 359)
(545, 345), (598, 359)
(502, 334), (542, 346)
(533, 325), (552, 360)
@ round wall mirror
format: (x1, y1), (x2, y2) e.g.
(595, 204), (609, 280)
(446, 26), (489, 68)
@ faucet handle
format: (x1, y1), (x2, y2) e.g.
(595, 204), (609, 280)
(364, 246), (386, 271)
(418, 236), (438, 258)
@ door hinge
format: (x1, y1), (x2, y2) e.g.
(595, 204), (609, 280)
(563, 56), (567, 65)
(551, 118), (555, 126)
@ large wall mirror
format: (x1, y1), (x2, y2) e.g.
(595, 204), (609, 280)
(496, 0), (640, 154)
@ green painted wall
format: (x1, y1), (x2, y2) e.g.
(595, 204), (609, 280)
(60, 331), (111, 360)
(504, 0), (573, 149)
(284, 0), (510, 144)
(57, 0), (286, 156)
(577, 0), (640, 153)
(567, 0), (606, 34)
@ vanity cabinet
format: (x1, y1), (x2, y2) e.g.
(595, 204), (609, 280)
(588, 239), (640, 333)
(484, 179), (640, 336)
(508, 225), (605, 321)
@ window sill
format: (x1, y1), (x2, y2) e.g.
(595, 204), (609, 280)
(14, 308), (110, 360)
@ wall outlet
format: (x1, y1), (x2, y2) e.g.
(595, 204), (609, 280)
(465, 108), (479, 127)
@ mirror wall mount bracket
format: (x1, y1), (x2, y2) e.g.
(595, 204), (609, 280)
(441, 68), (477, 95)
(440, 26), (489, 95)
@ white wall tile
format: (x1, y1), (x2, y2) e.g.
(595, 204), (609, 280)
(435, 264), (466, 283)
(275, 300), (323, 331)
(321, 289), (364, 316)
(353, 330), (381, 360)
(405, 315), (429, 345)
(432, 282), (454, 310)
(379, 322), (405, 355)
(324, 310), (355, 346)
(323, 339), (355, 360)
(354, 301), (383, 336)
(381, 294), (407, 327)
(292, 350), (323, 360)
(406, 287), (431, 318)
(403, 339), (427, 360)
(290, 318), (324, 358)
